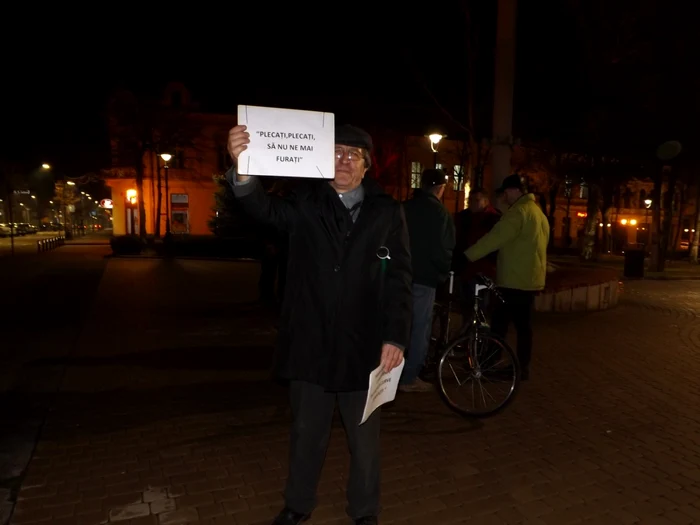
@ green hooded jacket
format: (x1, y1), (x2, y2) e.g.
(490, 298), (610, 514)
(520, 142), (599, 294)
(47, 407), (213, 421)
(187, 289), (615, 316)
(465, 193), (549, 291)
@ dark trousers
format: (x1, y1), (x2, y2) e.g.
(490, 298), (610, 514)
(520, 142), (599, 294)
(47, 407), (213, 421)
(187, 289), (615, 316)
(285, 381), (381, 519)
(490, 288), (536, 371)
(258, 248), (278, 302)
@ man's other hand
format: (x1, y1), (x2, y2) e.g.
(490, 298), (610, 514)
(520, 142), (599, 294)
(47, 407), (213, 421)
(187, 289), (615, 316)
(227, 125), (251, 181)
(380, 343), (404, 373)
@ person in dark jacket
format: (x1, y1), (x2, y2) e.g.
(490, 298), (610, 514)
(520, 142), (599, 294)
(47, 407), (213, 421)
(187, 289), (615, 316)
(227, 123), (412, 525)
(452, 187), (501, 305)
(400, 169), (456, 392)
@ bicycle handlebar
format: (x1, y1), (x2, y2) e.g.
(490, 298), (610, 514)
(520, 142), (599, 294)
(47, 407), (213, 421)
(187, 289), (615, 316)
(475, 274), (504, 303)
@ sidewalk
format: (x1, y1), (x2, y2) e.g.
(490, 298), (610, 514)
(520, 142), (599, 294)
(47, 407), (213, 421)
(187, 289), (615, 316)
(7, 260), (700, 524)
(551, 254), (700, 280)
(0, 246), (111, 525)
(65, 232), (111, 246)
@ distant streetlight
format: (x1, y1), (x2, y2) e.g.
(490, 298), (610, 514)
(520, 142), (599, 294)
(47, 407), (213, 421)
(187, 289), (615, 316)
(41, 163), (50, 170)
(31, 195), (36, 199)
(644, 198), (652, 247)
(161, 153), (172, 238)
(66, 181), (75, 186)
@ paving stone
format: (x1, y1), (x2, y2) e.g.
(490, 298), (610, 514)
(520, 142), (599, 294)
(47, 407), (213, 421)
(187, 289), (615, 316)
(109, 502), (151, 521)
(9, 279), (700, 524)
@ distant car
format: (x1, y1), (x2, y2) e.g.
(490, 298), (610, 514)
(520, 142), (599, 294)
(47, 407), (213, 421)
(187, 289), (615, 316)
(0, 223), (12, 237)
(17, 223), (35, 235)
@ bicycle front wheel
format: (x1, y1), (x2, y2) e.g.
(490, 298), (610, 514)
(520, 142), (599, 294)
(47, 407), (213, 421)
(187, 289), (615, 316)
(437, 329), (520, 417)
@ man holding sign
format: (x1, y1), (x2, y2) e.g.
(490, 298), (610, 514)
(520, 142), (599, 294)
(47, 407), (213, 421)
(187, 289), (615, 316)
(227, 121), (412, 525)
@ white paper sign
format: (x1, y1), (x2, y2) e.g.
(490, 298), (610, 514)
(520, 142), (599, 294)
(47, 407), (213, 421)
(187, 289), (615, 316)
(237, 105), (335, 179)
(360, 360), (405, 425)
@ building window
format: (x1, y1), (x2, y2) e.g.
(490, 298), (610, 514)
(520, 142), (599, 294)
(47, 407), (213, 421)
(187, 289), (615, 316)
(453, 165), (464, 191)
(170, 194), (189, 234)
(411, 162), (422, 188)
(462, 180), (471, 210)
(435, 163), (444, 171)
(681, 217), (693, 242)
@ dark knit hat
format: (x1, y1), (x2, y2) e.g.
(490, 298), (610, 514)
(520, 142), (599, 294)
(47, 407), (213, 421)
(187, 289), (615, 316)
(335, 124), (373, 151)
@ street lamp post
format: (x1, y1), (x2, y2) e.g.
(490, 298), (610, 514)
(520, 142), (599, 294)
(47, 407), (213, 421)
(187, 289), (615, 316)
(563, 176), (573, 248)
(160, 153), (172, 239)
(428, 133), (443, 168)
(644, 198), (652, 250)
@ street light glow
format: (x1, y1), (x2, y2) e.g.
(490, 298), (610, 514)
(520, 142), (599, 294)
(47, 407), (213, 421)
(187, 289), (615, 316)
(160, 153), (172, 162)
(41, 163), (50, 169)
(66, 181), (75, 186)
(31, 195), (36, 199)
(427, 133), (444, 153)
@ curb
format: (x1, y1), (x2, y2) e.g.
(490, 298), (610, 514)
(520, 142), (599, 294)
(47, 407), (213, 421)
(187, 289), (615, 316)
(109, 254), (260, 263)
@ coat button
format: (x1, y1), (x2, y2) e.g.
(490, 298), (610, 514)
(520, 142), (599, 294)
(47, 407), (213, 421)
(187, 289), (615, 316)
(334, 265), (340, 272)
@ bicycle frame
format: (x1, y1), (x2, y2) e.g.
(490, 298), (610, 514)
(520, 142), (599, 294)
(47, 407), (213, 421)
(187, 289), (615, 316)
(430, 272), (502, 361)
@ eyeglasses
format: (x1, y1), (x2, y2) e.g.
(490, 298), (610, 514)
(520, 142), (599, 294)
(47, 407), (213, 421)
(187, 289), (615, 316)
(335, 147), (364, 162)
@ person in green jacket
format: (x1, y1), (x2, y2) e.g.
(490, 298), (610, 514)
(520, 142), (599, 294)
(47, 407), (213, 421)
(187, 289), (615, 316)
(464, 174), (549, 380)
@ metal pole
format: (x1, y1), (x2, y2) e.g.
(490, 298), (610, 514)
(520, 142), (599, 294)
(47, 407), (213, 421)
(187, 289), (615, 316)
(490, 0), (518, 194)
(164, 165), (171, 236)
(8, 188), (15, 256)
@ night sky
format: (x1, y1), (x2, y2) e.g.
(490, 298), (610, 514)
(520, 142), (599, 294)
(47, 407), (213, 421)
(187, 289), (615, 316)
(4, 1), (692, 182)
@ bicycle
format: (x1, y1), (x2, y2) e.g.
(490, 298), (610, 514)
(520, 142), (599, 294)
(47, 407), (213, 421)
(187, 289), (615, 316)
(427, 271), (521, 417)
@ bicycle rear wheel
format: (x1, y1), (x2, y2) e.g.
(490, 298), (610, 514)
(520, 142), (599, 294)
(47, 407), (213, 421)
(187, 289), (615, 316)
(437, 329), (520, 417)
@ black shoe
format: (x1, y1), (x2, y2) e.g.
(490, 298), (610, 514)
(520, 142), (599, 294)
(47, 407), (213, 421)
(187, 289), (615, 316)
(272, 508), (310, 525)
(355, 517), (378, 525)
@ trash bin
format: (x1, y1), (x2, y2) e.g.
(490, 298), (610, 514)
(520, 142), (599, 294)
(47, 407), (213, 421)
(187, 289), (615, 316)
(623, 249), (645, 278)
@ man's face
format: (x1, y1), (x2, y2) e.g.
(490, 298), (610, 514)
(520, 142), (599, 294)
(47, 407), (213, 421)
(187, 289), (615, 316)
(504, 188), (521, 206)
(332, 145), (368, 192)
(469, 191), (488, 211)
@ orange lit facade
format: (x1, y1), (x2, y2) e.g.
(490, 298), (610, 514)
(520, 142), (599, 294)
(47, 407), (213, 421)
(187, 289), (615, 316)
(105, 84), (233, 237)
(104, 84), (695, 252)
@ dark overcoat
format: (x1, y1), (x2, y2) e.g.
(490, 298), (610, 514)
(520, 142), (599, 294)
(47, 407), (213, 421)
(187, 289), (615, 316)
(233, 175), (412, 391)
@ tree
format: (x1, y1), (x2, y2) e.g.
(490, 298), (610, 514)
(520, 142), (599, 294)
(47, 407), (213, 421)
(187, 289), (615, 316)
(52, 181), (79, 229)
(107, 89), (201, 239)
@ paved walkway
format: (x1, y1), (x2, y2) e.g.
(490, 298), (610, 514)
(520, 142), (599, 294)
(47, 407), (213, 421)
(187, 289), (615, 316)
(6, 258), (700, 524)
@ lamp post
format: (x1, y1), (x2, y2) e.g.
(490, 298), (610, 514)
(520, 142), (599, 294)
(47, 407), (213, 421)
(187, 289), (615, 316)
(563, 176), (573, 248)
(160, 153), (172, 238)
(644, 198), (652, 250)
(428, 133), (443, 168)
